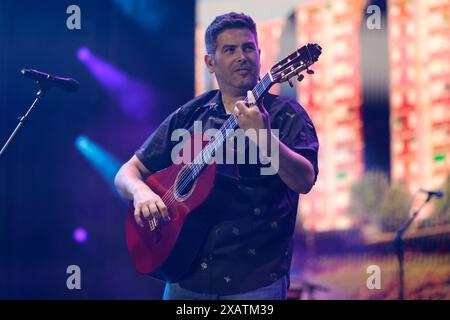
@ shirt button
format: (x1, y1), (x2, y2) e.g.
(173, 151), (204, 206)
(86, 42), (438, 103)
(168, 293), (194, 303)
(254, 207), (261, 215)
(201, 262), (208, 270)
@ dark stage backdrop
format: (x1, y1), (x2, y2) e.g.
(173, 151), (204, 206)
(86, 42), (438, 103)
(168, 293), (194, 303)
(0, 0), (195, 299)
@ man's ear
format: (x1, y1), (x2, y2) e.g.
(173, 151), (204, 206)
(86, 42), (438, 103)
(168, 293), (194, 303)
(204, 54), (215, 74)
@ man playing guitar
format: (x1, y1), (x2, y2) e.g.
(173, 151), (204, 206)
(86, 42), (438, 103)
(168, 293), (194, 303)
(115, 12), (319, 300)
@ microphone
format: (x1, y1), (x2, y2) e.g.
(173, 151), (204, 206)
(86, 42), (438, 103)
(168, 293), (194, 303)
(419, 189), (444, 198)
(20, 68), (79, 92)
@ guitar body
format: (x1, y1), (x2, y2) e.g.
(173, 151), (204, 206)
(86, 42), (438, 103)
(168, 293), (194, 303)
(125, 135), (217, 281)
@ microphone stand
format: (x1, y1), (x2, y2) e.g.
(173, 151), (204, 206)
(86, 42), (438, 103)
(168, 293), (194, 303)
(0, 83), (47, 160)
(394, 192), (433, 300)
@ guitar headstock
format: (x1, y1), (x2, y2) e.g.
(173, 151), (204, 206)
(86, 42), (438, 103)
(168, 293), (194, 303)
(269, 43), (322, 86)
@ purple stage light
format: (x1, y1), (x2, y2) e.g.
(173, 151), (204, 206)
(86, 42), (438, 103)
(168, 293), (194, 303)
(73, 227), (88, 243)
(77, 46), (155, 121)
(77, 47), (91, 62)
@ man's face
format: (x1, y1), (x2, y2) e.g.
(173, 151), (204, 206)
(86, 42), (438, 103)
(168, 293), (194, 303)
(205, 28), (261, 95)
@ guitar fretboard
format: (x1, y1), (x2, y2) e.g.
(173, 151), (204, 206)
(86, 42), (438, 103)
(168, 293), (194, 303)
(188, 72), (273, 178)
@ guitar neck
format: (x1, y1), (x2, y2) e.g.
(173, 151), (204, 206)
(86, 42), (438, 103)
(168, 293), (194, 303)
(189, 72), (273, 177)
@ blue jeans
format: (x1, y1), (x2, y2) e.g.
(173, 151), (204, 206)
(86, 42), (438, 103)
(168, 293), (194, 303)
(162, 276), (288, 300)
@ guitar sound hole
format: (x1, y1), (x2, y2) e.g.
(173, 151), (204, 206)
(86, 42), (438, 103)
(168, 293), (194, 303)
(175, 167), (196, 199)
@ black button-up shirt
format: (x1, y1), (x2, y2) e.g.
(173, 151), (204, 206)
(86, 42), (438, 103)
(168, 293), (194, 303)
(135, 90), (319, 295)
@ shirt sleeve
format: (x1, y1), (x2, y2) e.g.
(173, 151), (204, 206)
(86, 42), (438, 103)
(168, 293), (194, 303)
(277, 103), (320, 183)
(135, 109), (181, 173)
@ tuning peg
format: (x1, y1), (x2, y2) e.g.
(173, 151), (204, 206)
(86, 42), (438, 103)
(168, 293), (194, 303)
(288, 79), (294, 87)
(297, 74), (305, 82)
(307, 68), (315, 75)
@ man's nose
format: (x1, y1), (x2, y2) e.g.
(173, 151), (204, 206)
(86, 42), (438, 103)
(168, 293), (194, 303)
(236, 49), (246, 62)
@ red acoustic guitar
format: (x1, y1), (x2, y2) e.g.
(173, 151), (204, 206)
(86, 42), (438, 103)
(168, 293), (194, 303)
(125, 43), (322, 281)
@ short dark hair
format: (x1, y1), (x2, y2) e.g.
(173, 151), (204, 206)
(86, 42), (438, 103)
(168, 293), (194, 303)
(205, 12), (258, 54)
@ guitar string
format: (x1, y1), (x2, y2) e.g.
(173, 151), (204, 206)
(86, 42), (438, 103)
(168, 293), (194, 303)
(159, 73), (271, 209)
(159, 111), (239, 205)
(156, 74), (265, 206)
(148, 49), (312, 226)
(157, 54), (309, 215)
(160, 108), (239, 208)
(143, 45), (317, 228)
(155, 51), (308, 215)
(159, 99), (245, 208)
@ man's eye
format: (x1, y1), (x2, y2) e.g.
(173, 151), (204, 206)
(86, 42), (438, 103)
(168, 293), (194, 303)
(225, 48), (234, 53)
(245, 46), (255, 52)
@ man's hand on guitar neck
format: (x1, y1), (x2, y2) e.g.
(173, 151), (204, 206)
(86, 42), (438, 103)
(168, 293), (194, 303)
(234, 90), (269, 135)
